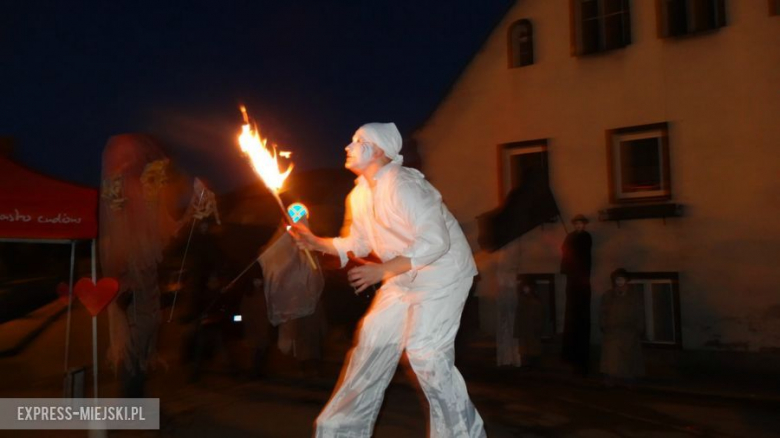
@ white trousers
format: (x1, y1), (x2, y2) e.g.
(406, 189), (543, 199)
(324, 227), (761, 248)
(315, 277), (486, 438)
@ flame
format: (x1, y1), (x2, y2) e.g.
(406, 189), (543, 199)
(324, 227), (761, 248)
(237, 106), (293, 193)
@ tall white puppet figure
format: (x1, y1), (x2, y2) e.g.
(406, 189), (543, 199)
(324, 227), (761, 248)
(293, 123), (485, 438)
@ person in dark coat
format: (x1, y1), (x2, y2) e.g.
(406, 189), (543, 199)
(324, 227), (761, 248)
(600, 268), (645, 385)
(560, 214), (593, 376)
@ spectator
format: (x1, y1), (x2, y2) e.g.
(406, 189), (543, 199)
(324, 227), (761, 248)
(560, 214), (593, 377)
(600, 268), (645, 386)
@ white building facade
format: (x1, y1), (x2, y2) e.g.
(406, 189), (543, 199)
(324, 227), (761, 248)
(414, 0), (780, 351)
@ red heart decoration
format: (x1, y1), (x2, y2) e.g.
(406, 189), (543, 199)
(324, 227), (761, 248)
(56, 282), (71, 304)
(74, 277), (119, 316)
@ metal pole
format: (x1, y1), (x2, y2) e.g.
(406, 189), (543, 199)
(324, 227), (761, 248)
(64, 241), (75, 373)
(91, 239), (98, 399)
(91, 317), (98, 399)
(168, 188), (206, 323)
(222, 258), (259, 293)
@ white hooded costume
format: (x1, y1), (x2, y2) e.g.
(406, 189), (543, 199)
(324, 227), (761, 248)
(315, 123), (485, 438)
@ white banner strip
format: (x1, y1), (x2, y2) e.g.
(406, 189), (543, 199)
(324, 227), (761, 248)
(0, 398), (159, 430)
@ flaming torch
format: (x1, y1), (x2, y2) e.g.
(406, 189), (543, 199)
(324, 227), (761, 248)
(237, 106), (317, 270)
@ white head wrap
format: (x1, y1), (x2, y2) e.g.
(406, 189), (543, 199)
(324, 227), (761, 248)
(355, 122), (403, 165)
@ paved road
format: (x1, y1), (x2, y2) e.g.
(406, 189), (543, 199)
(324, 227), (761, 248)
(2, 306), (780, 437)
(5, 365), (779, 437)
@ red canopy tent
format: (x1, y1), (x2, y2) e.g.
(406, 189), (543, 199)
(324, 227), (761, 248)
(0, 155), (98, 386)
(0, 156), (97, 240)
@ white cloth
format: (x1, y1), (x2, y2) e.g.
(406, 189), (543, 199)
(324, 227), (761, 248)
(497, 286), (521, 366)
(355, 122), (404, 165)
(332, 164), (477, 302)
(496, 239), (522, 366)
(316, 278), (485, 438)
(319, 163), (483, 437)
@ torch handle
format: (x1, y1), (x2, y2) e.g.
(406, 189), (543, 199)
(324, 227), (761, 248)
(290, 220), (318, 271)
(273, 194), (318, 271)
(289, 218), (318, 270)
(302, 247), (318, 271)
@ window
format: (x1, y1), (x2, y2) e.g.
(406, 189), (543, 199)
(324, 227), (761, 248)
(628, 272), (682, 347)
(499, 139), (549, 198)
(480, 140), (558, 250)
(571, 0), (631, 55)
(658, 0), (726, 37)
(519, 274), (557, 338)
(508, 19), (534, 67)
(607, 123), (671, 203)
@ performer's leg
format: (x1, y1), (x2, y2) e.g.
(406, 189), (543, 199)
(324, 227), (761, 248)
(315, 290), (408, 438)
(406, 278), (486, 438)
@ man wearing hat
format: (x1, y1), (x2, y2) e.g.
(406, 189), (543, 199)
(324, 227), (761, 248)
(293, 123), (485, 437)
(560, 214), (593, 377)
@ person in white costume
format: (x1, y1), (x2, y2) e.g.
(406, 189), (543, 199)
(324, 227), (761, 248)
(293, 122), (486, 438)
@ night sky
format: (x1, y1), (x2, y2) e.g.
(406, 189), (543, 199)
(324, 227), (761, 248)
(2, 0), (513, 191)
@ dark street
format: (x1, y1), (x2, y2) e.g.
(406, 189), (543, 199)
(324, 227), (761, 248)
(1, 300), (778, 437)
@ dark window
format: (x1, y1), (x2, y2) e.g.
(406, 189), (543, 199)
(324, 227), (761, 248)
(499, 140), (549, 197)
(482, 140), (559, 252)
(509, 151), (548, 192)
(627, 272), (682, 347)
(607, 123), (671, 203)
(572, 0), (631, 55)
(619, 138), (662, 194)
(508, 19), (534, 67)
(658, 0), (726, 37)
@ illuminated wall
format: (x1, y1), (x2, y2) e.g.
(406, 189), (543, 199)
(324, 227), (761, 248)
(415, 1), (780, 351)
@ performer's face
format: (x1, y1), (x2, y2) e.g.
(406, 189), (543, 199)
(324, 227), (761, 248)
(345, 135), (376, 172)
(614, 277), (627, 288)
(574, 221), (586, 232)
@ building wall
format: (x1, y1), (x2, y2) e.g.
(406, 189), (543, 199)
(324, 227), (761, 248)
(414, 1), (780, 351)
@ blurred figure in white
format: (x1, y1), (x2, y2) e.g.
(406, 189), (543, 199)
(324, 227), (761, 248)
(496, 239), (522, 367)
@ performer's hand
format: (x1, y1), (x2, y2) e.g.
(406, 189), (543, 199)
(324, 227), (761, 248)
(290, 223), (320, 251)
(348, 263), (386, 293)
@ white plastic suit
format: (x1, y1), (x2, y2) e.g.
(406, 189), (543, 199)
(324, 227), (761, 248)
(316, 157), (485, 438)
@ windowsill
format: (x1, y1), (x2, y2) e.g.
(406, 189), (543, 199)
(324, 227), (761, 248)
(598, 203), (683, 222)
(574, 45), (630, 57)
(661, 27), (724, 39)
